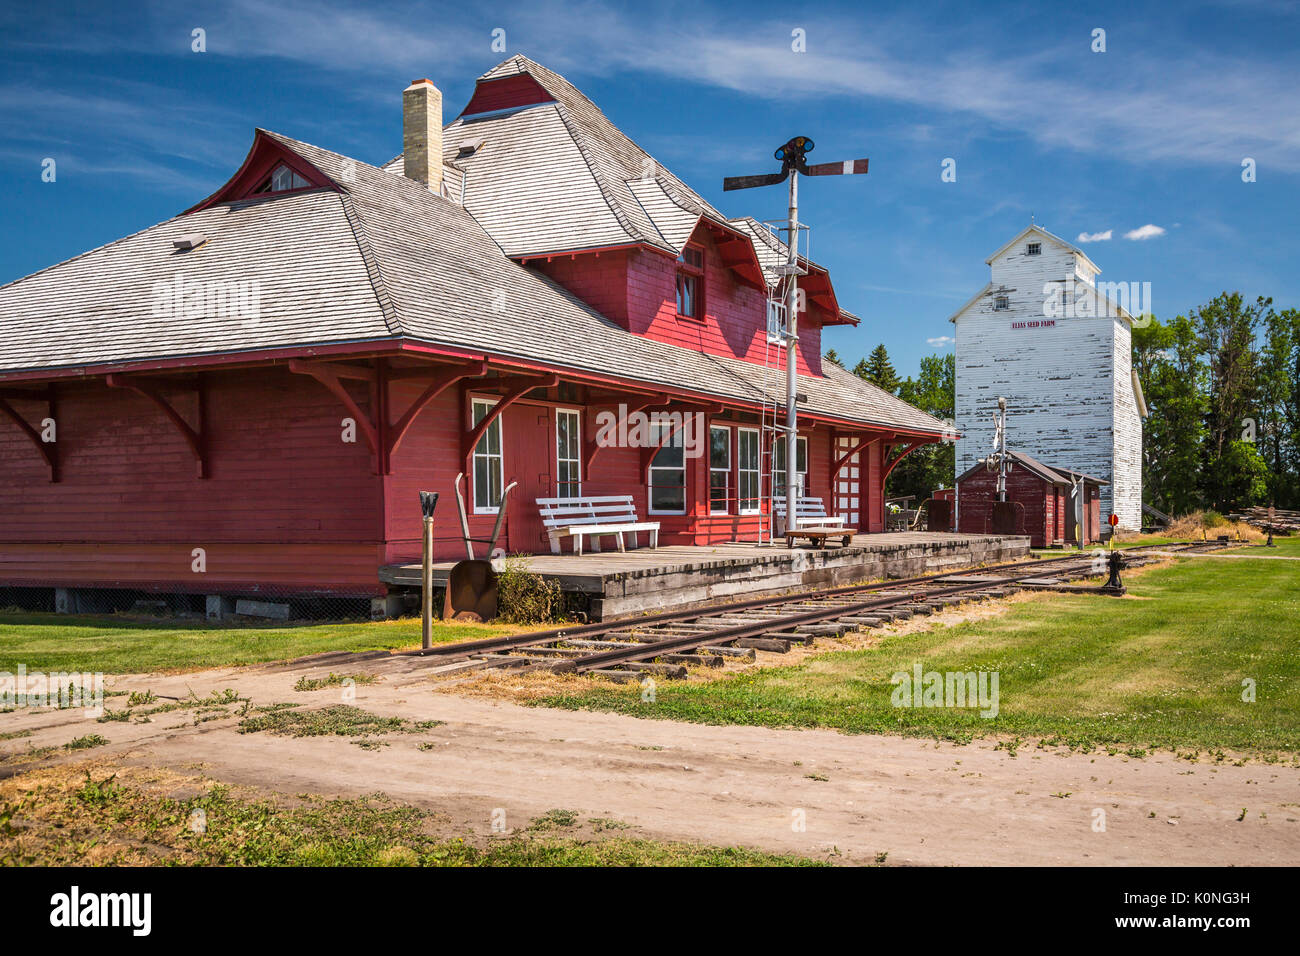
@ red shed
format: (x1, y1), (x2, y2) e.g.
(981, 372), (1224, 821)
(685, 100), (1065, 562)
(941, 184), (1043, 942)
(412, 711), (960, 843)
(953, 451), (1106, 547)
(0, 56), (952, 607)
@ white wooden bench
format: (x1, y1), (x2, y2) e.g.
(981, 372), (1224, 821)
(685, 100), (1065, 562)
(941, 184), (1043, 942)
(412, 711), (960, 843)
(773, 496), (847, 536)
(537, 495), (660, 555)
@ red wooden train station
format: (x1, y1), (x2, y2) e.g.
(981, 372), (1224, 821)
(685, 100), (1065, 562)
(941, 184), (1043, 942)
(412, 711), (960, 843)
(0, 56), (999, 615)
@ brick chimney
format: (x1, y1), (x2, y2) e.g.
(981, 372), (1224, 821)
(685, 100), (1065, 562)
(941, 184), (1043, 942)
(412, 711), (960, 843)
(402, 78), (442, 191)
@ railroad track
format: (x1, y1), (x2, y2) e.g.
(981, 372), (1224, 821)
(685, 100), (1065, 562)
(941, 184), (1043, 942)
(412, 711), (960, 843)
(402, 540), (1230, 683)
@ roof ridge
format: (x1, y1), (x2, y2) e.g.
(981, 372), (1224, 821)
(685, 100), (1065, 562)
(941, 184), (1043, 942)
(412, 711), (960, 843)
(552, 103), (660, 250)
(338, 192), (403, 336)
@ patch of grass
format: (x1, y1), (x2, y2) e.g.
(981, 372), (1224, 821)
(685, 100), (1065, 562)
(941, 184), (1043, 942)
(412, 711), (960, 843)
(528, 808), (580, 831)
(536, 556), (1300, 756)
(0, 730), (32, 742)
(63, 734), (108, 751)
(236, 705), (431, 738)
(0, 614), (526, 674)
(0, 765), (823, 867)
(294, 672), (379, 692)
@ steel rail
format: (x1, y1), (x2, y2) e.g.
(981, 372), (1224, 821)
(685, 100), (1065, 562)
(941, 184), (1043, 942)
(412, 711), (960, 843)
(403, 542), (1206, 666)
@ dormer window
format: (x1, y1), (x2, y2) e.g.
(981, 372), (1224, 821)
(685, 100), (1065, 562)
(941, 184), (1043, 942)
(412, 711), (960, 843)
(1026, 242), (1041, 256)
(254, 163), (312, 195)
(675, 244), (704, 320)
(994, 295), (1010, 311)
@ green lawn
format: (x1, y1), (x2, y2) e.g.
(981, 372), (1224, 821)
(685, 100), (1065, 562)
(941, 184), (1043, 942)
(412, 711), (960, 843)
(539, 554), (1300, 755)
(1232, 535), (1300, 557)
(0, 613), (520, 674)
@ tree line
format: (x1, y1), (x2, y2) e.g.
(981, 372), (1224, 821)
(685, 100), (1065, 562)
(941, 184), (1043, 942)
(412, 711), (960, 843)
(828, 290), (1300, 518)
(1133, 293), (1298, 514)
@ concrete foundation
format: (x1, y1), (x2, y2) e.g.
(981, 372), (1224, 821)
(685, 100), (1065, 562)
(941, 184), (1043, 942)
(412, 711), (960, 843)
(381, 532), (1031, 621)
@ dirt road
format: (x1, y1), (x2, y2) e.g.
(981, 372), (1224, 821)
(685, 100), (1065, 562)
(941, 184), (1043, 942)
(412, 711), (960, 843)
(3, 657), (1297, 866)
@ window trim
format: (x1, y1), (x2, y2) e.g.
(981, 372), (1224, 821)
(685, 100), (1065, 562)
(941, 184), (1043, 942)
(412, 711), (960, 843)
(675, 243), (705, 322)
(709, 424), (731, 515)
(470, 397), (504, 515)
(647, 421), (687, 516)
(737, 426), (761, 516)
(993, 295), (1010, 311)
(555, 407), (582, 500)
(1026, 241), (1042, 256)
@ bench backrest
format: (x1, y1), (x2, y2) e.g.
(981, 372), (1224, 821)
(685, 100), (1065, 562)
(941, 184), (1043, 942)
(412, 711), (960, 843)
(772, 496), (830, 519)
(536, 495), (640, 529)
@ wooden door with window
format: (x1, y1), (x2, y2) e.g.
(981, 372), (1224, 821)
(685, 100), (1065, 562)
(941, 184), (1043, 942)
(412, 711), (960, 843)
(501, 405), (551, 553)
(834, 435), (862, 526)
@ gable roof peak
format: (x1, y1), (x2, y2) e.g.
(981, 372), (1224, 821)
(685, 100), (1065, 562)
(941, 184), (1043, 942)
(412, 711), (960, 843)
(985, 223), (1101, 274)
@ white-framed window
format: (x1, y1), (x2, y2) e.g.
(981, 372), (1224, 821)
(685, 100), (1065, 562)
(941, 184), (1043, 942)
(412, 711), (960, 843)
(709, 425), (731, 514)
(993, 295), (1009, 311)
(255, 163), (311, 194)
(1026, 242), (1041, 256)
(556, 408), (582, 499)
(471, 398), (503, 514)
(737, 427), (760, 515)
(773, 435), (808, 499)
(648, 421), (686, 515)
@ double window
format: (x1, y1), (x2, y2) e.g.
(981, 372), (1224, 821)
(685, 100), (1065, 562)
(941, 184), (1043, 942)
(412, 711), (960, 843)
(1026, 242), (1041, 256)
(709, 425), (731, 514)
(648, 421), (686, 514)
(773, 435), (808, 499)
(471, 398), (503, 513)
(675, 245), (704, 320)
(556, 408), (582, 499)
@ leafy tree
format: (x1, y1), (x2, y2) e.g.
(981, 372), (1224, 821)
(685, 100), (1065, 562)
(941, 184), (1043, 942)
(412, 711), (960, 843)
(823, 348), (845, 368)
(1192, 293), (1267, 509)
(1258, 308), (1299, 505)
(1133, 315), (1207, 515)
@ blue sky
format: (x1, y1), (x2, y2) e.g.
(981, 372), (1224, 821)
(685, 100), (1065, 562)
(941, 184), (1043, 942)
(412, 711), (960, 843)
(2, 0), (1298, 376)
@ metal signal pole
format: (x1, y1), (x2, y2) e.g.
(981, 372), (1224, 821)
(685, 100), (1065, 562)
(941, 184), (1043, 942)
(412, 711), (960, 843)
(722, 137), (869, 539)
(784, 171), (800, 530)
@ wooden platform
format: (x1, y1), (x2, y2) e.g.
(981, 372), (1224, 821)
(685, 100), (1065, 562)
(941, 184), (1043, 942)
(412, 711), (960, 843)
(379, 532), (1031, 621)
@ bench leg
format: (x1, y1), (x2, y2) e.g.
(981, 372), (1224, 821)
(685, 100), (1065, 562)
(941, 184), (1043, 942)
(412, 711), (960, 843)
(548, 532), (561, 556)
(649, 529), (658, 549)
(615, 532), (627, 553)
(574, 534), (584, 557)
(589, 534), (601, 553)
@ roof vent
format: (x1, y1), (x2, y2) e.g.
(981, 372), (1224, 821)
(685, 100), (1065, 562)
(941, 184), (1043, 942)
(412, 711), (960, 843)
(457, 138), (485, 158)
(172, 234), (208, 252)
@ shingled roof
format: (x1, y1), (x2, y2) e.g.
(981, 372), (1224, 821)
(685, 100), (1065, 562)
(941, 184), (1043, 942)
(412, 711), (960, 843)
(0, 74), (948, 438)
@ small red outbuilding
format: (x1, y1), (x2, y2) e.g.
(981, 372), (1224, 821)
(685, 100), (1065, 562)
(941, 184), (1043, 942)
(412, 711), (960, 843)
(947, 450), (1106, 547)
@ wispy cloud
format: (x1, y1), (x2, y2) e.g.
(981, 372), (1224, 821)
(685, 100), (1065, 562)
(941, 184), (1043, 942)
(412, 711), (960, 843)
(927, 335), (955, 348)
(1077, 230), (1112, 243)
(1124, 224), (1167, 240)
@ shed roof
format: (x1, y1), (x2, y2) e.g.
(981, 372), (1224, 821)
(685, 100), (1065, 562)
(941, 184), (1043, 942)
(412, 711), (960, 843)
(956, 449), (1108, 485)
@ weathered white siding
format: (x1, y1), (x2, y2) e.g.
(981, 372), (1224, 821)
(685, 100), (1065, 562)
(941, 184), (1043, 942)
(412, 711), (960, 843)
(953, 229), (1142, 529)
